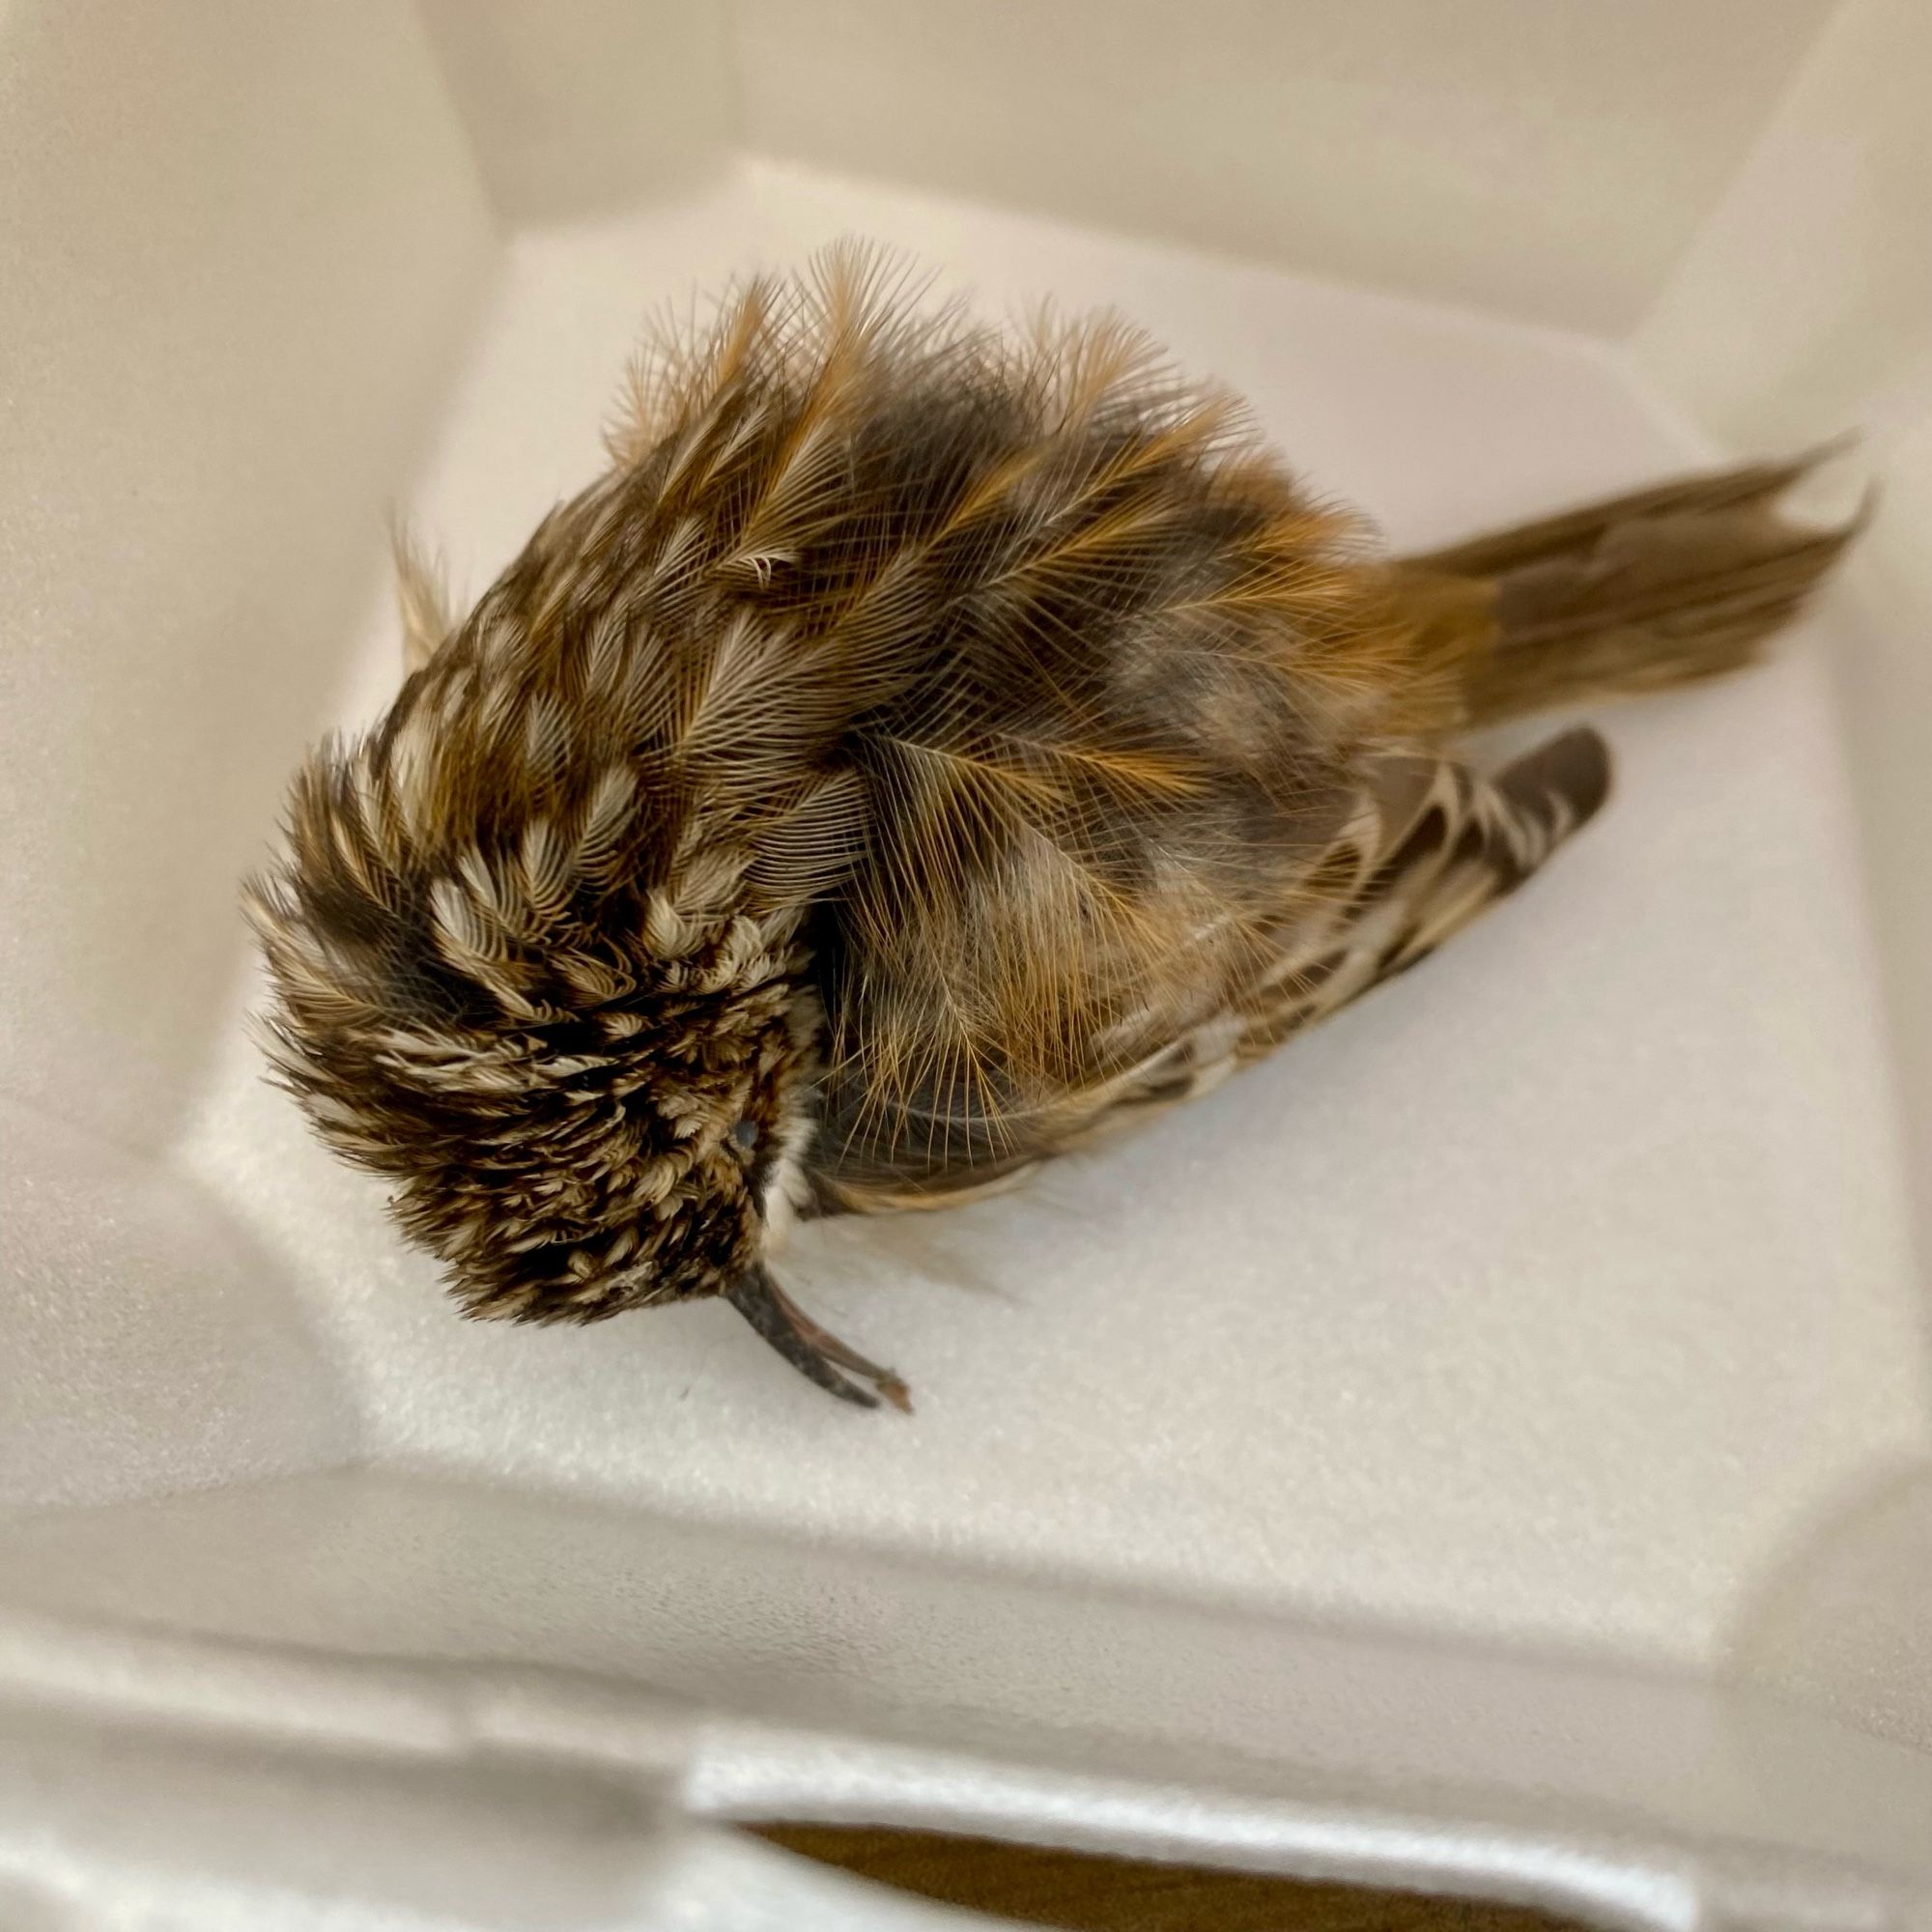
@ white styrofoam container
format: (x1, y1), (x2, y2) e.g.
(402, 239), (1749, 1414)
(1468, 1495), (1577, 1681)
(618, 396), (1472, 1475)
(3, 3), (1929, 1925)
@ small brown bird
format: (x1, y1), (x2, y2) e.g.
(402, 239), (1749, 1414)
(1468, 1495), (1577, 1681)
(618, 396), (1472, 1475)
(248, 245), (1859, 1409)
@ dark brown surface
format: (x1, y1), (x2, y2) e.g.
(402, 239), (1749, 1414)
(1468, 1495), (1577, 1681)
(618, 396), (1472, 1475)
(755, 1825), (1596, 1932)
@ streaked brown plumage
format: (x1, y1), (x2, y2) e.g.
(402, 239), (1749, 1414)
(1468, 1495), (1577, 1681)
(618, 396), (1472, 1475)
(247, 244), (1860, 1408)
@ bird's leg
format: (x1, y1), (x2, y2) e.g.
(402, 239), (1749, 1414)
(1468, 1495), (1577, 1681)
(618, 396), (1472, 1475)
(725, 1266), (913, 1412)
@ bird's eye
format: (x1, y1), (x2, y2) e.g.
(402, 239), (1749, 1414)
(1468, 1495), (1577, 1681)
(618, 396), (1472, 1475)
(729, 1118), (760, 1153)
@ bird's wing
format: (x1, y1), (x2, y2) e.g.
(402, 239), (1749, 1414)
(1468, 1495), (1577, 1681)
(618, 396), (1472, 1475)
(807, 727), (1609, 1213)
(1107, 726), (1612, 1112)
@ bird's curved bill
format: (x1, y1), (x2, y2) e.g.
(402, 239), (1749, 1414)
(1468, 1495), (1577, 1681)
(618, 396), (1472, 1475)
(724, 1264), (913, 1412)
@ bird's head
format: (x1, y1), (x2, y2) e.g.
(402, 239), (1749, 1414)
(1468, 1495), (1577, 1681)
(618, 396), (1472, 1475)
(246, 484), (903, 1404)
(246, 715), (819, 1324)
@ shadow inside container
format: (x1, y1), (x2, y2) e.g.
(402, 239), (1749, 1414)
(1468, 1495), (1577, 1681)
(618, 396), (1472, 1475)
(0, 1094), (362, 1512)
(1725, 1455), (1932, 1755)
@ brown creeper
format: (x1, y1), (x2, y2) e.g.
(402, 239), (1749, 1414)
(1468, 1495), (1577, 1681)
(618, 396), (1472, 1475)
(246, 245), (1858, 1408)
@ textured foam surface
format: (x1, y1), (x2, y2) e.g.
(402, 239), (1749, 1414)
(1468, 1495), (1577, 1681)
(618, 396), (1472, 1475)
(170, 161), (1928, 1671)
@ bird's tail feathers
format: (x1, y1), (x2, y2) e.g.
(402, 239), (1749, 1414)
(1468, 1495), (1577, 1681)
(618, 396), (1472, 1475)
(1399, 441), (1869, 727)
